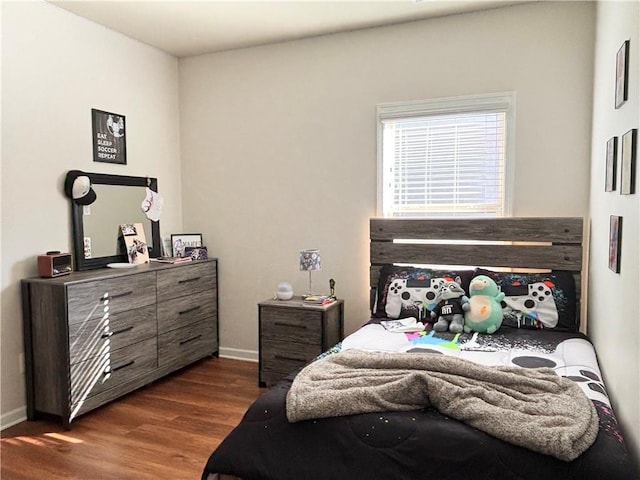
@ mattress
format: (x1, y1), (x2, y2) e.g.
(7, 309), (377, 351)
(202, 323), (637, 480)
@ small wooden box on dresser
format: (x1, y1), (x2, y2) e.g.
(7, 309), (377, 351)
(21, 259), (218, 427)
(258, 296), (344, 388)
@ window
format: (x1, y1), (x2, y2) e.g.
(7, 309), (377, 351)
(377, 93), (514, 218)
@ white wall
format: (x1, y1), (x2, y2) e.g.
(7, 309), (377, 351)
(179, 2), (595, 358)
(0, 1), (183, 427)
(588, 0), (639, 464)
(7, 3), (635, 465)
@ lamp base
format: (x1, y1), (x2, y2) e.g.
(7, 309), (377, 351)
(306, 271), (315, 298)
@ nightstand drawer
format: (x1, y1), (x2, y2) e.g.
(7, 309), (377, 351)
(67, 272), (156, 326)
(157, 262), (217, 301)
(260, 308), (322, 345)
(261, 338), (321, 374)
(68, 304), (156, 365)
(70, 337), (157, 405)
(157, 288), (217, 334)
(158, 319), (218, 368)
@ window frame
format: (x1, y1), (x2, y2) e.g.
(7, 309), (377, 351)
(376, 92), (516, 218)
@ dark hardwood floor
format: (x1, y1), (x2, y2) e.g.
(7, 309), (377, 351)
(1, 357), (264, 479)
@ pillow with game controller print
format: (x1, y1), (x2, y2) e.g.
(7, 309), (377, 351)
(475, 268), (578, 332)
(374, 266), (474, 320)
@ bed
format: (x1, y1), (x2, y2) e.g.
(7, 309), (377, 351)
(202, 217), (638, 480)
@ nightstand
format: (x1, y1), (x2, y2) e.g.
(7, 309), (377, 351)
(258, 296), (344, 387)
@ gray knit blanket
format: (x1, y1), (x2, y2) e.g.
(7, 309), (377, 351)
(286, 349), (598, 461)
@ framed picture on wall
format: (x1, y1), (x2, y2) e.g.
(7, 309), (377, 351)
(608, 215), (622, 273)
(620, 128), (637, 195)
(92, 108), (127, 165)
(605, 136), (617, 192)
(615, 40), (629, 109)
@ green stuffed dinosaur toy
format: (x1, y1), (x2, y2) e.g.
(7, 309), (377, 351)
(464, 275), (505, 334)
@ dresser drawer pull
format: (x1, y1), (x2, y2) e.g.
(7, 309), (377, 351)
(178, 276), (201, 285)
(179, 334), (203, 345)
(273, 322), (307, 330)
(111, 360), (135, 372)
(103, 360), (135, 381)
(106, 291), (133, 300)
(274, 354), (305, 362)
(100, 326), (134, 339)
(179, 305), (202, 315)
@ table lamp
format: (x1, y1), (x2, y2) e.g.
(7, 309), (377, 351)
(299, 249), (321, 297)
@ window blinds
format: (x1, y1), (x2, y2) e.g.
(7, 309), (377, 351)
(378, 94), (512, 219)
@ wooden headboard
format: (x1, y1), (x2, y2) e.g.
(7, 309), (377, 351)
(370, 217), (584, 320)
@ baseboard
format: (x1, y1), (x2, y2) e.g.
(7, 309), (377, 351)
(1, 406), (27, 431)
(219, 347), (258, 362)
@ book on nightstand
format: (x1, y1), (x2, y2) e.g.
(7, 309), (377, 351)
(302, 295), (336, 306)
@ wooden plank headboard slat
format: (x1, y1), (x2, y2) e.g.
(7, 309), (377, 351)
(370, 217), (583, 243)
(370, 243), (583, 271)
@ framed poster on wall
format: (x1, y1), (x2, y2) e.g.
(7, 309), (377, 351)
(608, 215), (622, 273)
(620, 128), (637, 195)
(615, 40), (629, 109)
(92, 108), (127, 165)
(605, 136), (617, 192)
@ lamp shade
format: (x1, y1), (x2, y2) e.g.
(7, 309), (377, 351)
(299, 249), (321, 272)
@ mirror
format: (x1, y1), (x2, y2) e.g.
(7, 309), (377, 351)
(71, 173), (161, 270)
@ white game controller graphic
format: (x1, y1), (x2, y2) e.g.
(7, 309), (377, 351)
(502, 282), (558, 328)
(385, 278), (445, 320)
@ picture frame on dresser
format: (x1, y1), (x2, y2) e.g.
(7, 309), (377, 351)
(171, 233), (203, 257)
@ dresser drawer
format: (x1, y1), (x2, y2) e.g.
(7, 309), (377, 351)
(67, 272), (156, 326)
(70, 337), (157, 405)
(260, 308), (322, 345)
(157, 288), (216, 334)
(68, 304), (157, 365)
(157, 262), (217, 301)
(260, 338), (321, 377)
(158, 319), (218, 368)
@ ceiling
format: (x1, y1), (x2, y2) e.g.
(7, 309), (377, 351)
(48, 0), (531, 58)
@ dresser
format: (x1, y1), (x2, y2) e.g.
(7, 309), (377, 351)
(258, 297), (343, 387)
(21, 259), (218, 427)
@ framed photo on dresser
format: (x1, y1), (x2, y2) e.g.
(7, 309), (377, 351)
(171, 233), (203, 257)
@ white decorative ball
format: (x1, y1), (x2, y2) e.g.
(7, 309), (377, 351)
(276, 282), (293, 300)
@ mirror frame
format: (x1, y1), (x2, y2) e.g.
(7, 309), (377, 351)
(71, 172), (161, 270)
